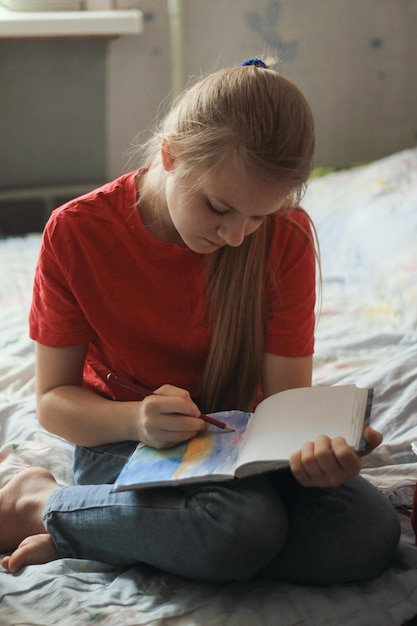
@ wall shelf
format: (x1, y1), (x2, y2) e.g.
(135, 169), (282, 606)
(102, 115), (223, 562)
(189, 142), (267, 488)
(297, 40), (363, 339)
(0, 6), (143, 37)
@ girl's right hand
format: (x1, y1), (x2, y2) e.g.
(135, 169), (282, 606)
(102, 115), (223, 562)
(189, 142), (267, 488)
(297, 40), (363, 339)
(135, 384), (208, 449)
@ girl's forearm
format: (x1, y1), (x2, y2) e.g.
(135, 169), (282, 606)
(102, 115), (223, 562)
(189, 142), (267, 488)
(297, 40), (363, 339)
(37, 385), (140, 447)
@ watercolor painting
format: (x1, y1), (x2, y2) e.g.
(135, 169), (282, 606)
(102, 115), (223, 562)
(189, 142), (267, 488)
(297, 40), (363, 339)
(114, 411), (252, 491)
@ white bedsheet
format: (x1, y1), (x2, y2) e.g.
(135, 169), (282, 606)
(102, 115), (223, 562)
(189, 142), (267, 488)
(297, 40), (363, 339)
(1, 148), (417, 625)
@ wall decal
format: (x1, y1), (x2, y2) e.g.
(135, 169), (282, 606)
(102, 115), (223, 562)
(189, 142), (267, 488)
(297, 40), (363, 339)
(243, 1), (298, 60)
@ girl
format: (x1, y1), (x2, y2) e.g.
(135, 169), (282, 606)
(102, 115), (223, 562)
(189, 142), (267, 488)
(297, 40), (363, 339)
(0, 58), (399, 583)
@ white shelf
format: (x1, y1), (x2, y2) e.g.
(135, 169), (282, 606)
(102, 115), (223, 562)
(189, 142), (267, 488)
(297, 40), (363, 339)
(0, 6), (143, 37)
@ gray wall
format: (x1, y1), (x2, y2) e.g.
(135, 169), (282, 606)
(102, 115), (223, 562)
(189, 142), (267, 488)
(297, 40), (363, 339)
(0, 38), (107, 188)
(1, 0), (417, 194)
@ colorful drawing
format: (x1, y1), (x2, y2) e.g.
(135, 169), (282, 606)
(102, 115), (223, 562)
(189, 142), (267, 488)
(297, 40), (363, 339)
(114, 411), (251, 490)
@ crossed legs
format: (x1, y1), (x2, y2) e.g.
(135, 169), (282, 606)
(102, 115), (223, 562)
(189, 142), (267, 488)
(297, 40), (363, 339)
(0, 462), (400, 583)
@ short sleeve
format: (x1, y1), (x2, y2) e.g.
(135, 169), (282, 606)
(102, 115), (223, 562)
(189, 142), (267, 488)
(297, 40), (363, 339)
(29, 214), (96, 347)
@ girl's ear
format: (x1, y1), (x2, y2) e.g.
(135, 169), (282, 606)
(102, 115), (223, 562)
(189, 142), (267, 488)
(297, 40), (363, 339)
(161, 137), (177, 172)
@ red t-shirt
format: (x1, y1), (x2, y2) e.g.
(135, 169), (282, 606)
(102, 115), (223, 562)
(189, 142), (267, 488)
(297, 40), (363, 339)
(29, 171), (315, 403)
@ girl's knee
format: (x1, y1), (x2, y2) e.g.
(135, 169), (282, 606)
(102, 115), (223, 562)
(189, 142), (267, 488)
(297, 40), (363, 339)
(317, 477), (401, 581)
(354, 479), (400, 578)
(260, 476), (400, 585)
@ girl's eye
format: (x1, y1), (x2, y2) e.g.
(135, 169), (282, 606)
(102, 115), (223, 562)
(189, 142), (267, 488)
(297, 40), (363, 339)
(206, 198), (269, 222)
(207, 203), (226, 217)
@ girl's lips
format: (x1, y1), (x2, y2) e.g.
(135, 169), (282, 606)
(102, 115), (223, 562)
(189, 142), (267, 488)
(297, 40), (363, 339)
(204, 238), (225, 249)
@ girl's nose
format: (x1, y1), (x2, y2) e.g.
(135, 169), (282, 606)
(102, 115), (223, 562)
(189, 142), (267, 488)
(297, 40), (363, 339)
(217, 218), (250, 247)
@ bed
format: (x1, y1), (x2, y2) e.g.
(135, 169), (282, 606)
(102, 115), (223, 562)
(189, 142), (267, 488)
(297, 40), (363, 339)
(1, 147), (417, 625)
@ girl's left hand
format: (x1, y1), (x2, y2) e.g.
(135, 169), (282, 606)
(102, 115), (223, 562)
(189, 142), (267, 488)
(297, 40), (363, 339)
(289, 426), (383, 488)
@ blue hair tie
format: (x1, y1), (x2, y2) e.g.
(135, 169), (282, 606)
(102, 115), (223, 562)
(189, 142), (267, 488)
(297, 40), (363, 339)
(241, 58), (267, 68)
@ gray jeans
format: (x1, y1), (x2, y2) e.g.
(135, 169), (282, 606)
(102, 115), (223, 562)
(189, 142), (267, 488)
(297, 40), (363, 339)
(42, 442), (401, 584)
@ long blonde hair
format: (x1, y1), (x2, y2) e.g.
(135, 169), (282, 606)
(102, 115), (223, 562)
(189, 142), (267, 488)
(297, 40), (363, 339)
(138, 59), (316, 412)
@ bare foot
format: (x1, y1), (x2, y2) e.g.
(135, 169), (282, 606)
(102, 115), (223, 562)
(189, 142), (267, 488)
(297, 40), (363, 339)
(2, 534), (58, 573)
(0, 467), (59, 554)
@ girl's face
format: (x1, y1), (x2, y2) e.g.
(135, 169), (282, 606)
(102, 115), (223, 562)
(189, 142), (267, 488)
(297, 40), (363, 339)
(160, 154), (289, 254)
